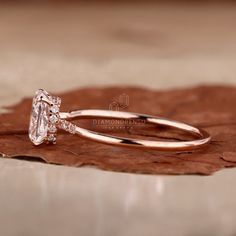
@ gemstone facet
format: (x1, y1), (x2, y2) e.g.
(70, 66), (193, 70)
(49, 114), (58, 123)
(50, 105), (59, 114)
(29, 89), (60, 145)
(48, 134), (56, 143)
(29, 89), (50, 145)
(48, 125), (57, 133)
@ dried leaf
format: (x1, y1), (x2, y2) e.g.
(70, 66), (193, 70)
(0, 86), (236, 175)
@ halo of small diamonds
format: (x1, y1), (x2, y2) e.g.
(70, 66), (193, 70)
(47, 96), (61, 144)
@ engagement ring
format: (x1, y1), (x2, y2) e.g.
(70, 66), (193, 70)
(29, 89), (211, 151)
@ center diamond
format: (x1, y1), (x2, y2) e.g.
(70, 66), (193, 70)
(29, 89), (60, 145)
(29, 89), (50, 145)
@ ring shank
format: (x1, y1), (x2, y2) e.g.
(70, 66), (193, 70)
(59, 109), (211, 151)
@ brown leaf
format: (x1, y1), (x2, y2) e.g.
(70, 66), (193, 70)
(0, 85), (236, 175)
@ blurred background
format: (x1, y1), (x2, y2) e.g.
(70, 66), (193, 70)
(0, 0), (236, 107)
(0, 1), (236, 236)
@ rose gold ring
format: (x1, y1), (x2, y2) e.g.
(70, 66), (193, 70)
(29, 89), (211, 151)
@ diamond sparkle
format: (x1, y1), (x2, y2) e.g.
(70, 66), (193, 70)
(48, 125), (57, 133)
(50, 105), (59, 114)
(29, 89), (60, 145)
(49, 114), (59, 123)
(29, 89), (50, 145)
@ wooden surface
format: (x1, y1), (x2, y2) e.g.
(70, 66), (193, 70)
(1, 86), (236, 175)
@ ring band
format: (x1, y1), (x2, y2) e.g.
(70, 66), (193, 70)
(29, 89), (211, 151)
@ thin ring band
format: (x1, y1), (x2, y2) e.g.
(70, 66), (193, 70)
(59, 109), (211, 151)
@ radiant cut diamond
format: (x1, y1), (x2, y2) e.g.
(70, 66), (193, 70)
(29, 89), (61, 145)
(29, 89), (50, 145)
